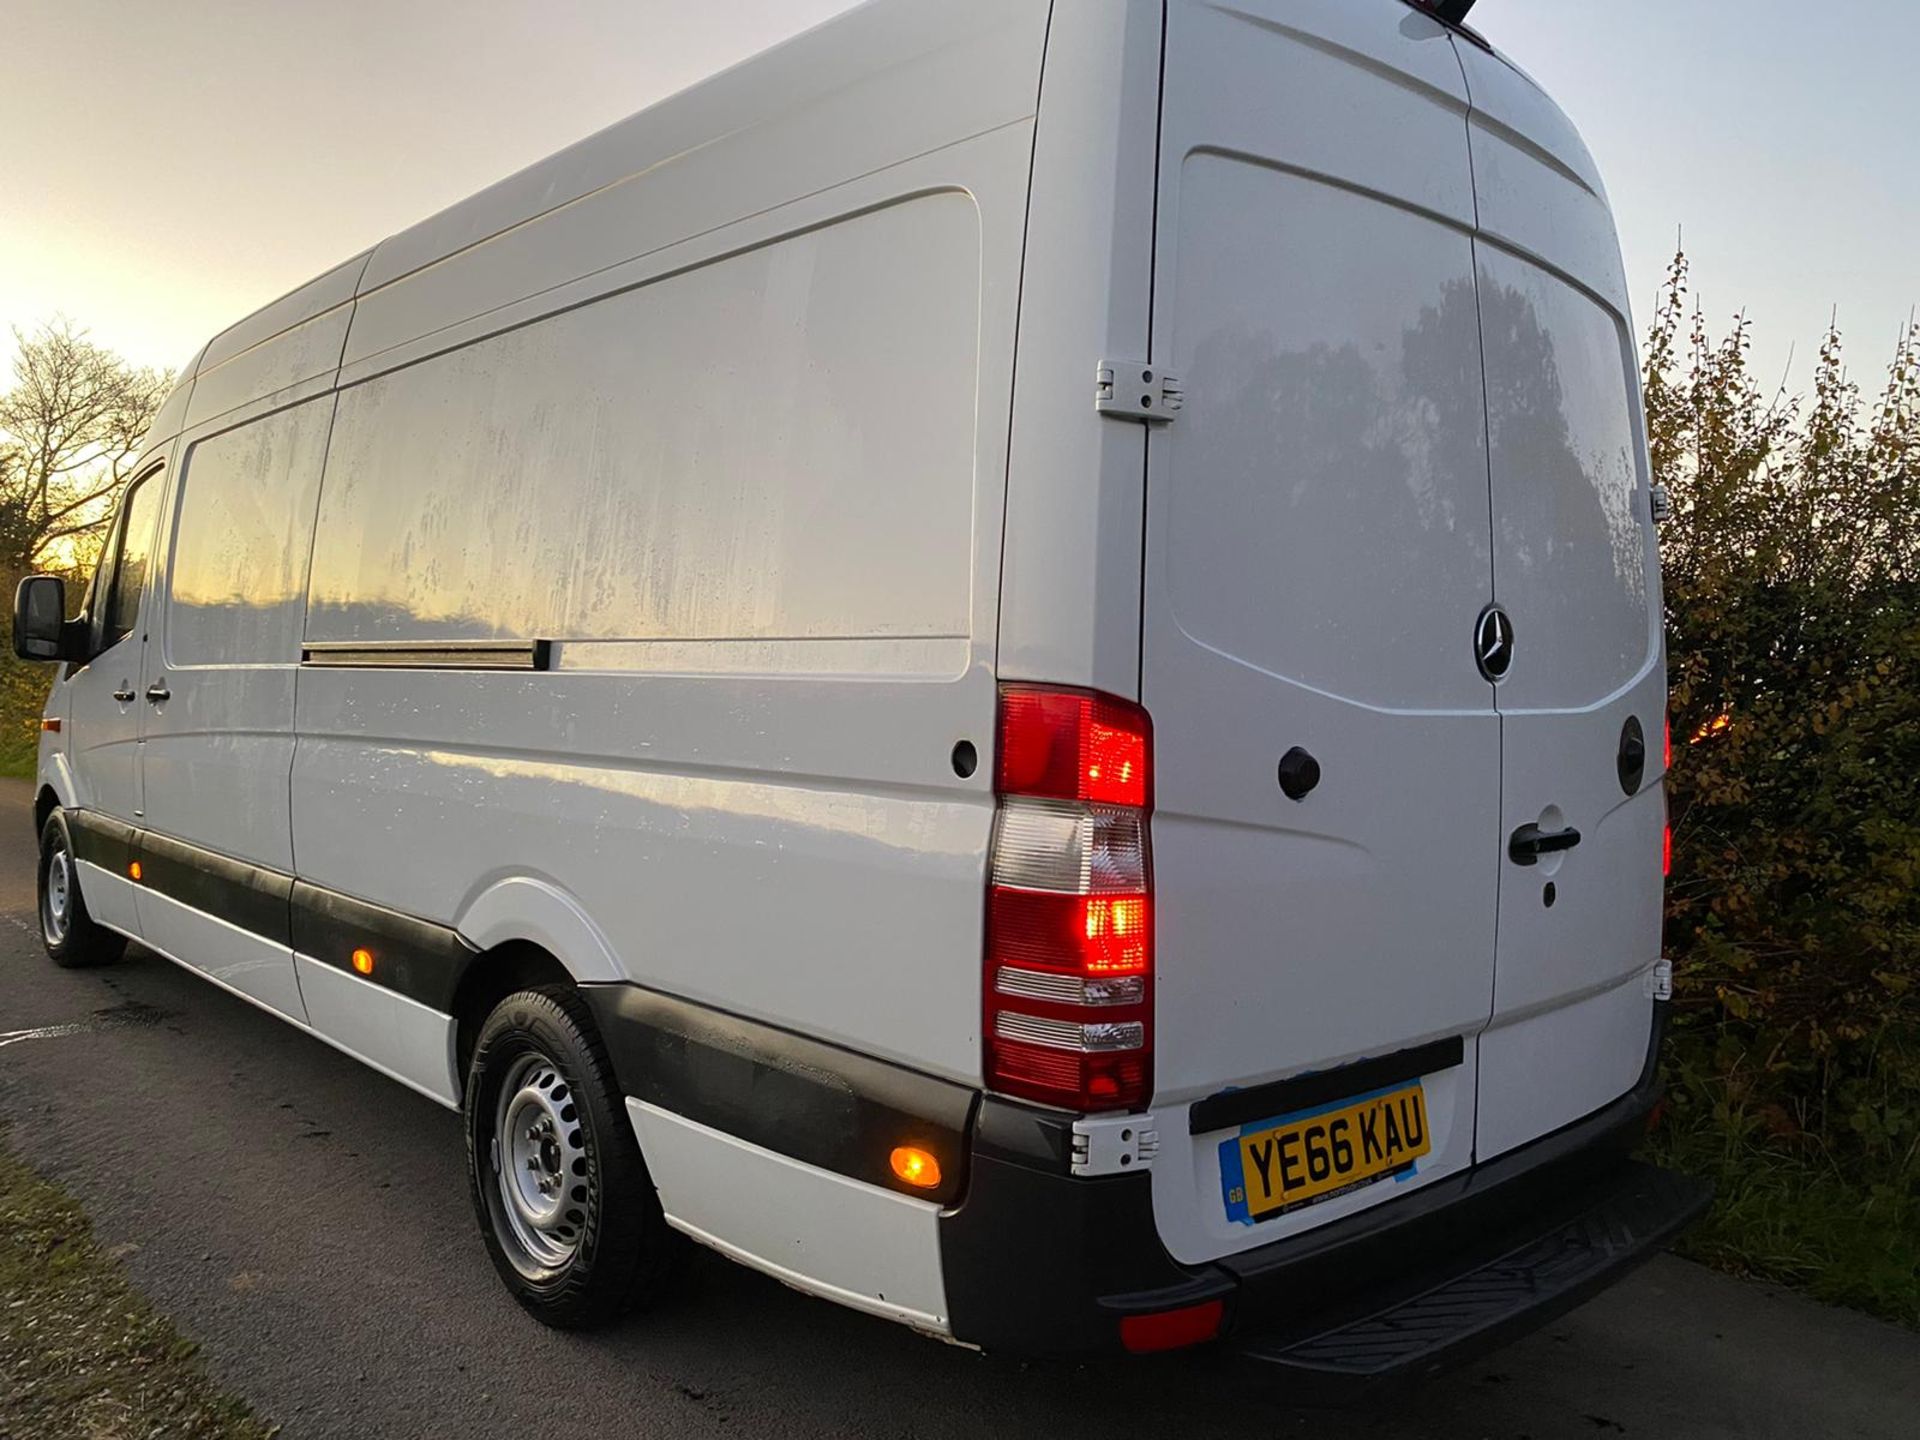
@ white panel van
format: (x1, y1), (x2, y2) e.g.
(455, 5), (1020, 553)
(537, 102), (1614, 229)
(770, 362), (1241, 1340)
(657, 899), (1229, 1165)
(15, 0), (1708, 1378)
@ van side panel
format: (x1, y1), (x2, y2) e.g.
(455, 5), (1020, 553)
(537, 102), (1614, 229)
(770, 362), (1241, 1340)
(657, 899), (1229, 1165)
(309, 195), (979, 647)
(291, 24), (1046, 1100)
(997, 0), (1163, 697)
(183, 254), (365, 431)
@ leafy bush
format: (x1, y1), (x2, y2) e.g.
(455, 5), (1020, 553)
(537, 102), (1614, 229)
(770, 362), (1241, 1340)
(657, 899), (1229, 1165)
(1647, 251), (1920, 1323)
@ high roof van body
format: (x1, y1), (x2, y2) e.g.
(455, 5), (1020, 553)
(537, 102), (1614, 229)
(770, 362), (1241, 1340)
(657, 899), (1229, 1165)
(17, 0), (1708, 1376)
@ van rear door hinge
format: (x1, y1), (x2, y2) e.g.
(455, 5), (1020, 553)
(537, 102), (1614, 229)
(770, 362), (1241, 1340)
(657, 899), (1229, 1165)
(1646, 958), (1674, 1002)
(1096, 360), (1183, 424)
(1070, 1114), (1159, 1176)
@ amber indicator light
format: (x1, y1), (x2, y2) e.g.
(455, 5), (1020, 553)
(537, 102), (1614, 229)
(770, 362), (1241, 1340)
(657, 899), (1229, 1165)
(889, 1146), (941, 1190)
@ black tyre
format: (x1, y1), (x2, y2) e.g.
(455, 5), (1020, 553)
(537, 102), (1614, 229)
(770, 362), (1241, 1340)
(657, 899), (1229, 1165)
(464, 985), (683, 1328)
(37, 812), (126, 969)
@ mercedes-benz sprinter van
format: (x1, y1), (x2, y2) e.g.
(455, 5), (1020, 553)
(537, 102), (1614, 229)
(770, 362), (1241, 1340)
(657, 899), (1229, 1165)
(14, 0), (1708, 1379)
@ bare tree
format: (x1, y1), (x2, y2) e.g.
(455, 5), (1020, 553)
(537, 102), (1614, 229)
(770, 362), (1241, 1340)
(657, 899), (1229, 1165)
(0, 318), (172, 577)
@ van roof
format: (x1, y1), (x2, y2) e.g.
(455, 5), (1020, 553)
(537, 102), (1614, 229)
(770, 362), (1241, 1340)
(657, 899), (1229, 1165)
(181, 0), (920, 386)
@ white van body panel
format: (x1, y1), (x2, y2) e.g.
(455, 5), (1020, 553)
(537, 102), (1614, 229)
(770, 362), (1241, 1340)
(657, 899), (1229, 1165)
(996, 0), (1164, 696)
(133, 885), (307, 1023)
(1142, 0), (1496, 1261)
(1458, 38), (1666, 1157)
(629, 1100), (949, 1334)
(453, 877), (624, 986)
(289, 0), (1046, 1087)
(73, 863), (142, 939)
(293, 955), (460, 1107)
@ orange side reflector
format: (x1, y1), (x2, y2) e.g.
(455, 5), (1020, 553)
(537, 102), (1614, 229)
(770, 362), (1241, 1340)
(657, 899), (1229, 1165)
(351, 947), (375, 976)
(128, 861), (142, 881)
(40, 718), (61, 733)
(889, 1146), (942, 1190)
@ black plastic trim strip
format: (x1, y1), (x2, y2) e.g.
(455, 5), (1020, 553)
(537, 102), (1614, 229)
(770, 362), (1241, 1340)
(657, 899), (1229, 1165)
(580, 983), (977, 1207)
(65, 808), (135, 875)
(1189, 1035), (1466, 1136)
(136, 830), (293, 947)
(290, 880), (476, 1012)
(301, 640), (551, 671)
(940, 1096), (1225, 1355)
(62, 807), (471, 1014)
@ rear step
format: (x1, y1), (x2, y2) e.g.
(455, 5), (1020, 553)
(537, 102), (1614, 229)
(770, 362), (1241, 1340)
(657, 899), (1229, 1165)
(1235, 1161), (1712, 1389)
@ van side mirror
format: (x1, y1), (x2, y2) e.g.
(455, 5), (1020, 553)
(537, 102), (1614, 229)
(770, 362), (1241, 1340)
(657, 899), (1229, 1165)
(12, 575), (79, 662)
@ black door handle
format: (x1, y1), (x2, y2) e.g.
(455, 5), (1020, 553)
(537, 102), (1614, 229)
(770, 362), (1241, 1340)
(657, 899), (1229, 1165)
(144, 679), (171, 704)
(1509, 822), (1581, 866)
(112, 682), (136, 703)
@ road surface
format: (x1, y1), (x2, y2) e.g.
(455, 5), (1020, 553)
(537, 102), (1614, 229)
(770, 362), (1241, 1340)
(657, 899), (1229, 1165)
(1, 778), (1914, 1438)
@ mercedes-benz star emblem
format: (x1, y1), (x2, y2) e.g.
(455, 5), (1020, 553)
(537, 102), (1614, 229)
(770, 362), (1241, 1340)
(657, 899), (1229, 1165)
(1475, 604), (1514, 682)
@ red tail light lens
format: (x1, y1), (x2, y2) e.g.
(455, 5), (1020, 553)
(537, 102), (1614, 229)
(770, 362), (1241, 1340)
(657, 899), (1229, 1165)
(1663, 821), (1672, 878)
(987, 686), (1153, 1112)
(1119, 1299), (1225, 1354)
(997, 686), (1151, 808)
(989, 888), (1151, 977)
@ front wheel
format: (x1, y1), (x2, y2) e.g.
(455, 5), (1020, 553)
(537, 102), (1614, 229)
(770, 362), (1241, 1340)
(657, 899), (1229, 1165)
(38, 812), (126, 969)
(464, 986), (683, 1328)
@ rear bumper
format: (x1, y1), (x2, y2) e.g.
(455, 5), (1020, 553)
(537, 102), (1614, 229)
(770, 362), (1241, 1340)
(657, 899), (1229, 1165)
(939, 1011), (1711, 1377)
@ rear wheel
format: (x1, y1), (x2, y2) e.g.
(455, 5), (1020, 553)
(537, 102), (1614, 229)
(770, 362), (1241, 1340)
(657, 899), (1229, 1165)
(38, 812), (126, 969)
(464, 985), (682, 1328)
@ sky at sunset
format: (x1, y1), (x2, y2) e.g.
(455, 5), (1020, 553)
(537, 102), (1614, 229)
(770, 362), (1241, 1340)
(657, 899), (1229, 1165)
(1, 0), (1912, 393)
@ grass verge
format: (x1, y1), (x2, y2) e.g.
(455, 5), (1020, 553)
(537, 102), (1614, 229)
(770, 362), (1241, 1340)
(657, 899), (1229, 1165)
(0, 1134), (274, 1438)
(1644, 1036), (1920, 1330)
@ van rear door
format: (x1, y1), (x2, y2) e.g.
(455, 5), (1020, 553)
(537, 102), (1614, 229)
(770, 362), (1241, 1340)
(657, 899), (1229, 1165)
(1139, 0), (1497, 1264)
(1454, 41), (1668, 1160)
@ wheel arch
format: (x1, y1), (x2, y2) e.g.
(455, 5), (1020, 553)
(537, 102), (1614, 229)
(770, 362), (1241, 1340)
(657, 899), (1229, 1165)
(448, 941), (580, 1099)
(33, 784), (61, 838)
(448, 876), (629, 1099)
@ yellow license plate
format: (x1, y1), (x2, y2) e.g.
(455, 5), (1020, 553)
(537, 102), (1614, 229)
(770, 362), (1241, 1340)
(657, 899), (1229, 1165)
(1220, 1083), (1431, 1223)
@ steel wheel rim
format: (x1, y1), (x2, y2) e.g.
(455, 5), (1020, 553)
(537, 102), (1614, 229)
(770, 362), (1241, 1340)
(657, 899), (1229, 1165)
(42, 844), (71, 946)
(491, 1051), (590, 1273)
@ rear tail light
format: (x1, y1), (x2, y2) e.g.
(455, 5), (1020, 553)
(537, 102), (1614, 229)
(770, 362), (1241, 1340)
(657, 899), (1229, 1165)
(986, 685), (1153, 1111)
(997, 687), (1150, 807)
(1662, 718), (1673, 878)
(1119, 1299), (1225, 1354)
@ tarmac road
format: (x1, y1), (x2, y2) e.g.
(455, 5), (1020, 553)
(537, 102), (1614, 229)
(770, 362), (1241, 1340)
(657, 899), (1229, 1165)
(1, 777), (1915, 1439)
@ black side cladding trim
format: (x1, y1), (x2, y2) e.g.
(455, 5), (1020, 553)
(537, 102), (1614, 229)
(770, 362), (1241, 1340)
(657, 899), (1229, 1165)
(942, 1008), (1671, 1357)
(1188, 1035), (1466, 1136)
(580, 983), (978, 1207)
(940, 1097), (1229, 1355)
(136, 830), (293, 947)
(65, 808), (475, 1013)
(64, 808), (135, 874)
(290, 880), (475, 1012)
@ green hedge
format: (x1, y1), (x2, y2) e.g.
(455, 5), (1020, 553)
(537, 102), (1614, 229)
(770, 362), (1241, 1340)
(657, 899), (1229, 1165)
(1647, 253), (1919, 1325)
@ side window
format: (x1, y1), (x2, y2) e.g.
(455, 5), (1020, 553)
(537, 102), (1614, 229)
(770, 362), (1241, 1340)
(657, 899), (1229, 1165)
(166, 401), (330, 667)
(98, 469), (164, 651)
